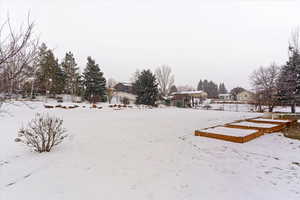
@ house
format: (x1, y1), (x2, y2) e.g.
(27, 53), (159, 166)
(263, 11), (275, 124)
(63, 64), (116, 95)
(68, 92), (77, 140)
(218, 93), (232, 101)
(113, 82), (136, 104)
(114, 82), (133, 94)
(236, 91), (253, 102)
(171, 90), (207, 107)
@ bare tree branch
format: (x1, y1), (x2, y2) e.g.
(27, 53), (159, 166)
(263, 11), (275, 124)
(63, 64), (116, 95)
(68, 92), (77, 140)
(0, 13), (38, 96)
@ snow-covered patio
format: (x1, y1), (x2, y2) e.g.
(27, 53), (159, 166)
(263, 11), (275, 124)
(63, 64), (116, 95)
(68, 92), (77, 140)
(1, 102), (300, 200)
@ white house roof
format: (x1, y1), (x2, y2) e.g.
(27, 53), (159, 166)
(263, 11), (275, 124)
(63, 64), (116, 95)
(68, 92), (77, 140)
(172, 90), (206, 95)
(119, 82), (132, 87)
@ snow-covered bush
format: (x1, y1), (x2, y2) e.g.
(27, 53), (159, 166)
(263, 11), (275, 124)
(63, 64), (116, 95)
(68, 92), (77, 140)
(15, 113), (67, 153)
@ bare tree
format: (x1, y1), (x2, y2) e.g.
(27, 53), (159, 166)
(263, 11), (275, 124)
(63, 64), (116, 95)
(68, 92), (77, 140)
(0, 40), (39, 95)
(106, 78), (117, 104)
(107, 78), (117, 88)
(155, 65), (174, 97)
(250, 63), (280, 112)
(0, 14), (38, 97)
(0, 14), (35, 66)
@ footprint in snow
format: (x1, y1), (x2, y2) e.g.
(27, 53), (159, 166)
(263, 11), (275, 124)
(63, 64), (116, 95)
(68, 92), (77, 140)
(5, 182), (16, 187)
(23, 173), (32, 179)
(292, 162), (300, 167)
(0, 160), (9, 166)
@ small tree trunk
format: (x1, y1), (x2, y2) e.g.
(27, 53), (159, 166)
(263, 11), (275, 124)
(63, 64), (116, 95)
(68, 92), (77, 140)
(268, 104), (274, 112)
(291, 101), (296, 113)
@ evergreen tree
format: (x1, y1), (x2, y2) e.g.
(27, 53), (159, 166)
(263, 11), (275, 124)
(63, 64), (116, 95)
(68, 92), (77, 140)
(207, 81), (218, 98)
(35, 43), (49, 93)
(218, 83), (228, 94)
(51, 64), (65, 95)
(36, 43), (65, 95)
(61, 51), (80, 96)
(197, 80), (203, 91)
(133, 69), (159, 106)
(202, 80), (209, 93)
(277, 45), (300, 113)
(83, 57), (106, 103)
(201, 80), (218, 98)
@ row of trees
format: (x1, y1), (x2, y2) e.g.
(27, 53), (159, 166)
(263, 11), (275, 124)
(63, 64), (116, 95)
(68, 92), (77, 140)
(13, 42), (107, 103)
(0, 15), (108, 104)
(250, 30), (300, 113)
(197, 80), (227, 98)
(0, 14), (167, 106)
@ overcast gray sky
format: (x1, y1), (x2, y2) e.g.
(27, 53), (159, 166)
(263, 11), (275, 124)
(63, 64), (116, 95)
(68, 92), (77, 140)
(1, 0), (300, 90)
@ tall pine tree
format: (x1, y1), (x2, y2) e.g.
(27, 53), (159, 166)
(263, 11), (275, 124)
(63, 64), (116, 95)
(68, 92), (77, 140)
(218, 83), (228, 94)
(133, 69), (159, 106)
(277, 45), (300, 113)
(36, 43), (65, 95)
(61, 51), (80, 96)
(197, 80), (203, 91)
(83, 57), (106, 103)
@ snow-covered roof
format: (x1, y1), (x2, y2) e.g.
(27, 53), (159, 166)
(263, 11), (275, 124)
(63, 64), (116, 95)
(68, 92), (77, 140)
(120, 82), (132, 87)
(172, 90), (206, 95)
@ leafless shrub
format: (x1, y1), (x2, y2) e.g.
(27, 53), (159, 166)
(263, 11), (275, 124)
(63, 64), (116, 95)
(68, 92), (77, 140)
(15, 113), (67, 153)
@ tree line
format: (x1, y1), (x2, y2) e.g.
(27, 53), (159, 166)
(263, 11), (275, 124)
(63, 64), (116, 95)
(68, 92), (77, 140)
(11, 42), (107, 103)
(1, 14), (300, 110)
(197, 80), (227, 98)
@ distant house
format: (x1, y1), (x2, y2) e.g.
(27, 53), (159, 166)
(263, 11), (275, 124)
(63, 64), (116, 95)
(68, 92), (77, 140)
(113, 82), (136, 104)
(171, 90), (207, 107)
(218, 93), (232, 101)
(236, 91), (253, 102)
(114, 82), (133, 94)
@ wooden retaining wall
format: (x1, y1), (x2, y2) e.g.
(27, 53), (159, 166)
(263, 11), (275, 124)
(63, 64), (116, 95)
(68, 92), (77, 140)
(246, 118), (296, 126)
(194, 117), (296, 143)
(194, 128), (263, 143)
(224, 123), (286, 134)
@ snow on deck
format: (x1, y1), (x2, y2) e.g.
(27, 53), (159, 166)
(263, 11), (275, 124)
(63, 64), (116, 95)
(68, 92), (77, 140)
(230, 121), (278, 128)
(201, 126), (258, 137)
(252, 118), (290, 123)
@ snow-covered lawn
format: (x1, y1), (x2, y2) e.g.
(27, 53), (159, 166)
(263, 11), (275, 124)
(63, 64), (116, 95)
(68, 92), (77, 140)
(1, 102), (300, 200)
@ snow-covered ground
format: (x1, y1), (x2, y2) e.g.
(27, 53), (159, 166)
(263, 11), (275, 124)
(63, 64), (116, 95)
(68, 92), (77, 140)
(1, 102), (300, 200)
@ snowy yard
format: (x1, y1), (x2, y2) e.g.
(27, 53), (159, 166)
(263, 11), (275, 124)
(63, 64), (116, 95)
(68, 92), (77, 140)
(1, 102), (300, 200)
